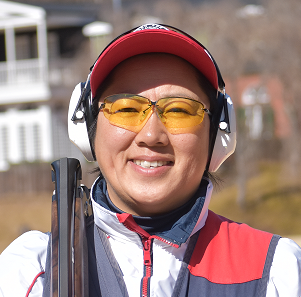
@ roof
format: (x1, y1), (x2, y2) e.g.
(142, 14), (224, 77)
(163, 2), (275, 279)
(0, 0), (45, 29)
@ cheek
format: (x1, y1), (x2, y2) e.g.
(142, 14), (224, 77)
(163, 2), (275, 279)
(175, 121), (210, 159)
(180, 128), (210, 178)
(94, 116), (135, 166)
(175, 134), (209, 164)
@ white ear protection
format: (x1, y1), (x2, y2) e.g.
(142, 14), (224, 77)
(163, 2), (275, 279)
(68, 81), (95, 162)
(67, 78), (236, 172)
(208, 94), (236, 172)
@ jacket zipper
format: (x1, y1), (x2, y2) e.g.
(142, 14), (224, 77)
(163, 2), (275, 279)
(141, 238), (152, 297)
(116, 213), (179, 296)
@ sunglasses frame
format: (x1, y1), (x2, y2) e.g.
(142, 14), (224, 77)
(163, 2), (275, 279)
(97, 94), (212, 131)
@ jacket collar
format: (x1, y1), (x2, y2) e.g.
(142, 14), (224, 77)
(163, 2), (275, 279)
(91, 177), (213, 247)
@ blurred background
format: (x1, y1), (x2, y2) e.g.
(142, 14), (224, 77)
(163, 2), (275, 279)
(0, 0), (300, 252)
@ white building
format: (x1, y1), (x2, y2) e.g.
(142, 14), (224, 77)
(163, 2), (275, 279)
(0, 0), (52, 171)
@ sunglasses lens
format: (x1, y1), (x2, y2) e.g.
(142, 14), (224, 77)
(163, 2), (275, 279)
(101, 95), (206, 133)
(157, 98), (205, 128)
(103, 96), (151, 127)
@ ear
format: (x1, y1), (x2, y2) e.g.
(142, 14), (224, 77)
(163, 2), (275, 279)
(208, 94), (236, 172)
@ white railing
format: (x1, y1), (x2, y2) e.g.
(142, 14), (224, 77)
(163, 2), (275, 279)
(0, 58), (47, 86)
(48, 58), (83, 87)
(0, 106), (53, 171)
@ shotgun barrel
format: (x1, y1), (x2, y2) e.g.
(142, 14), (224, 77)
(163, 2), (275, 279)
(51, 158), (88, 297)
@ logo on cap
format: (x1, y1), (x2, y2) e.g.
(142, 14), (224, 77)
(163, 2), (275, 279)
(133, 24), (169, 32)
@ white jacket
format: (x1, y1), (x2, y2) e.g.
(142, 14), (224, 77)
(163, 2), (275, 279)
(0, 179), (301, 297)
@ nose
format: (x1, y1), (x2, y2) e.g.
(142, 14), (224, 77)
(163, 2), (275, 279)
(134, 110), (169, 147)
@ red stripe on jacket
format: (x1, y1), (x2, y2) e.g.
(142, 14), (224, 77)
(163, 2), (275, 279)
(188, 210), (273, 284)
(25, 271), (45, 297)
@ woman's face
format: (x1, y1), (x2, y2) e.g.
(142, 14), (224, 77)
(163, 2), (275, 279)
(94, 54), (211, 216)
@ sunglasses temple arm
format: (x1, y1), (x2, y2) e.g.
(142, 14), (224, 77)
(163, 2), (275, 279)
(97, 103), (105, 115)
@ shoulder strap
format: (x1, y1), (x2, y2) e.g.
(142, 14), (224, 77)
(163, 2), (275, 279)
(86, 218), (129, 297)
(171, 230), (201, 297)
(256, 234), (281, 297)
(42, 233), (52, 297)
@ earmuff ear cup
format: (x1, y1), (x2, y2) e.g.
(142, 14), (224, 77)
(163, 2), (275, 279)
(208, 94), (236, 172)
(68, 82), (95, 162)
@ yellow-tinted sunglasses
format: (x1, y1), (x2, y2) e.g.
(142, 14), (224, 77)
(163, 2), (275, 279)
(98, 94), (211, 134)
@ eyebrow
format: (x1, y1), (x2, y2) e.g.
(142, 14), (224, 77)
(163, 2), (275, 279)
(160, 94), (199, 100)
(156, 93), (208, 105)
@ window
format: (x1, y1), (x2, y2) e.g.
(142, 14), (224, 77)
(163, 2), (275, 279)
(15, 32), (38, 60)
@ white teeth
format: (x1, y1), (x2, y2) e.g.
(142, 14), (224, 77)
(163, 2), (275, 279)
(150, 161), (157, 167)
(142, 161), (151, 168)
(134, 160), (168, 168)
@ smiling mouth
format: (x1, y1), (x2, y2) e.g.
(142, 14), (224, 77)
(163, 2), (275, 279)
(133, 160), (171, 169)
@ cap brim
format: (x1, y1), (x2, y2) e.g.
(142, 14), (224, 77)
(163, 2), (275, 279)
(90, 29), (218, 97)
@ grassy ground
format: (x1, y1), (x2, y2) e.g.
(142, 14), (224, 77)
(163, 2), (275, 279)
(0, 193), (52, 253)
(210, 161), (301, 246)
(0, 161), (300, 253)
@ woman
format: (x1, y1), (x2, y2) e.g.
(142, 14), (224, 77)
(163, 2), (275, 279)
(0, 24), (300, 297)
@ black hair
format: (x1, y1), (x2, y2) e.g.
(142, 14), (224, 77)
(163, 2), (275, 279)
(194, 70), (219, 182)
(88, 71), (115, 155)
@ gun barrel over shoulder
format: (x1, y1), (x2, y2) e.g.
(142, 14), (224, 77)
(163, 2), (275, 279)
(51, 158), (89, 297)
